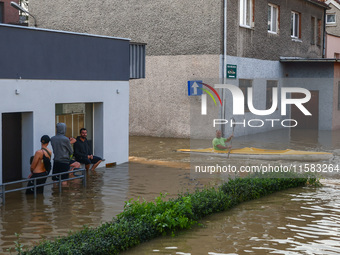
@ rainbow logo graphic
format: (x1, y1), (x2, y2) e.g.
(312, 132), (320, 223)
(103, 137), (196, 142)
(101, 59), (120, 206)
(188, 80), (222, 115)
(197, 82), (222, 106)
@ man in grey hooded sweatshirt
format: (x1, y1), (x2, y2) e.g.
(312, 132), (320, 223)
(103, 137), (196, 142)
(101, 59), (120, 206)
(51, 123), (76, 180)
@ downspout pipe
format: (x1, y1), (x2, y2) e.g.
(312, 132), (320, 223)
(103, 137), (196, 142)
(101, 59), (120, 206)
(222, 0), (227, 137)
(323, 8), (326, 58)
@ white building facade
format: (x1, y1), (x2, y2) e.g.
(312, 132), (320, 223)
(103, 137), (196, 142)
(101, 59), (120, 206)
(0, 24), (130, 183)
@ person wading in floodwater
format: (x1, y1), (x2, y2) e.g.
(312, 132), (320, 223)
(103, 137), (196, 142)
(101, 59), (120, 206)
(26, 135), (52, 194)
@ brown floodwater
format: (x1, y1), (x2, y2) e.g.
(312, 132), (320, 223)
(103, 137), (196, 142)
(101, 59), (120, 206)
(1, 129), (340, 254)
(122, 179), (340, 255)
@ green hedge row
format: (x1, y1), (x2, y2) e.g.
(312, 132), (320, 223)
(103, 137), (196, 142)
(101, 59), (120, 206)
(22, 173), (317, 255)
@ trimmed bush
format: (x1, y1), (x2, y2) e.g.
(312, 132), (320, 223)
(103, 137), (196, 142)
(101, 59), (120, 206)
(22, 173), (317, 255)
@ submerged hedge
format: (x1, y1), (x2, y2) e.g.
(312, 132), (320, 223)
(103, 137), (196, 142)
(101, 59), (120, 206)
(22, 173), (317, 255)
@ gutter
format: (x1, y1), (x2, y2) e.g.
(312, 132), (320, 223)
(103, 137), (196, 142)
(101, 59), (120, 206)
(221, 0), (227, 136)
(323, 8), (326, 58)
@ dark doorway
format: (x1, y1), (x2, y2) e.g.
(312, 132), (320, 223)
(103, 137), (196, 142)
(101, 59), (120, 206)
(291, 90), (319, 129)
(2, 113), (22, 182)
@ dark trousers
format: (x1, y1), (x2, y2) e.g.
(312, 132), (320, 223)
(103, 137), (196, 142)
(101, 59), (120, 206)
(76, 155), (102, 165)
(52, 161), (70, 180)
(26, 172), (48, 194)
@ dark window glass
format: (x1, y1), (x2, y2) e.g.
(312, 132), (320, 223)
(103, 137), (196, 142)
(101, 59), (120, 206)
(266, 80), (278, 110)
(239, 79), (252, 112)
(0, 2), (4, 23)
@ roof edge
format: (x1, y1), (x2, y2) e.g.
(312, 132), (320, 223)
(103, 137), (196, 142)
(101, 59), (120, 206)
(280, 57), (339, 62)
(305, 0), (331, 9)
(0, 23), (131, 41)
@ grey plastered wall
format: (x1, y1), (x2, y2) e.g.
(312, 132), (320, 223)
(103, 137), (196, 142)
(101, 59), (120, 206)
(129, 54), (220, 138)
(29, 0), (223, 56)
(326, 3), (340, 36)
(226, 0), (325, 60)
(281, 62), (335, 130)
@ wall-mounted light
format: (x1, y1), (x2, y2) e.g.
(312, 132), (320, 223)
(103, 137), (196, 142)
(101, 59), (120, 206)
(15, 89), (20, 95)
(10, 1), (37, 27)
(116, 89), (120, 94)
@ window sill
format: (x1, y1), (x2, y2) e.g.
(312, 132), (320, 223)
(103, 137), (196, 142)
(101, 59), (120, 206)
(291, 37), (302, 43)
(239, 25), (254, 30)
(326, 23), (337, 27)
(268, 31), (279, 35)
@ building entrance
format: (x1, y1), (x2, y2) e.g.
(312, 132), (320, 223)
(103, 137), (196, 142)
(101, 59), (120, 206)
(2, 113), (22, 182)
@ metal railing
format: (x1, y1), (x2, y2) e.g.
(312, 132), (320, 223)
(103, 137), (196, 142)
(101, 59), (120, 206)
(0, 168), (86, 205)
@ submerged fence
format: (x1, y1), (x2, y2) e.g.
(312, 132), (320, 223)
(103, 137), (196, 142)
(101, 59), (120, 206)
(0, 168), (86, 205)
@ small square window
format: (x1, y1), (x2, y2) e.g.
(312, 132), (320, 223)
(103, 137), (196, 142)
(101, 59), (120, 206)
(326, 14), (336, 25)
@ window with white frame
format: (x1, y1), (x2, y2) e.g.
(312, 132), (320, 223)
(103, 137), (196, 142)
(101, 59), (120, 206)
(291, 11), (300, 38)
(268, 4), (279, 33)
(326, 14), (336, 25)
(240, 0), (254, 28)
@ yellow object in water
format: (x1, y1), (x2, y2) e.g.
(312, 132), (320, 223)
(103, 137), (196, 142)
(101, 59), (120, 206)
(177, 147), (332, 161)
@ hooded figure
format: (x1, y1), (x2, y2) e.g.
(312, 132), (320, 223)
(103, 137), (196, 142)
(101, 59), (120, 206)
(50, 123), (73, 180)
(51, 123), (73, 163)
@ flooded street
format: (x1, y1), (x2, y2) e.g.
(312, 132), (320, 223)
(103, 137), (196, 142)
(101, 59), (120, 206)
(122, 180), (340, 255)
(1, 129), (340, 254)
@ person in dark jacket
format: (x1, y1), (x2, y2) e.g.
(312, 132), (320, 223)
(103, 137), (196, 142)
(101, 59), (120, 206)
(74, 128), (102, 171)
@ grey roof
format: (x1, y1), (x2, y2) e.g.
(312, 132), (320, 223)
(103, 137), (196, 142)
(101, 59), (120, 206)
(280, 57), (340, 62)
(305, 0), (331, 9)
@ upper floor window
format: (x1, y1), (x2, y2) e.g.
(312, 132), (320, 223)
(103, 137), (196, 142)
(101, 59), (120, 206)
(0, 2), (4, 23)
(338, 81), (340, 110)
(291, 11), (301, 39)
(311, 16), (315, 45)
(317, 19), (321, 46)
(268, 4), (279, 33)
(310, 17), (321, 46)
(326, 14), (336, 25)
(240, 0), (254, 28)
